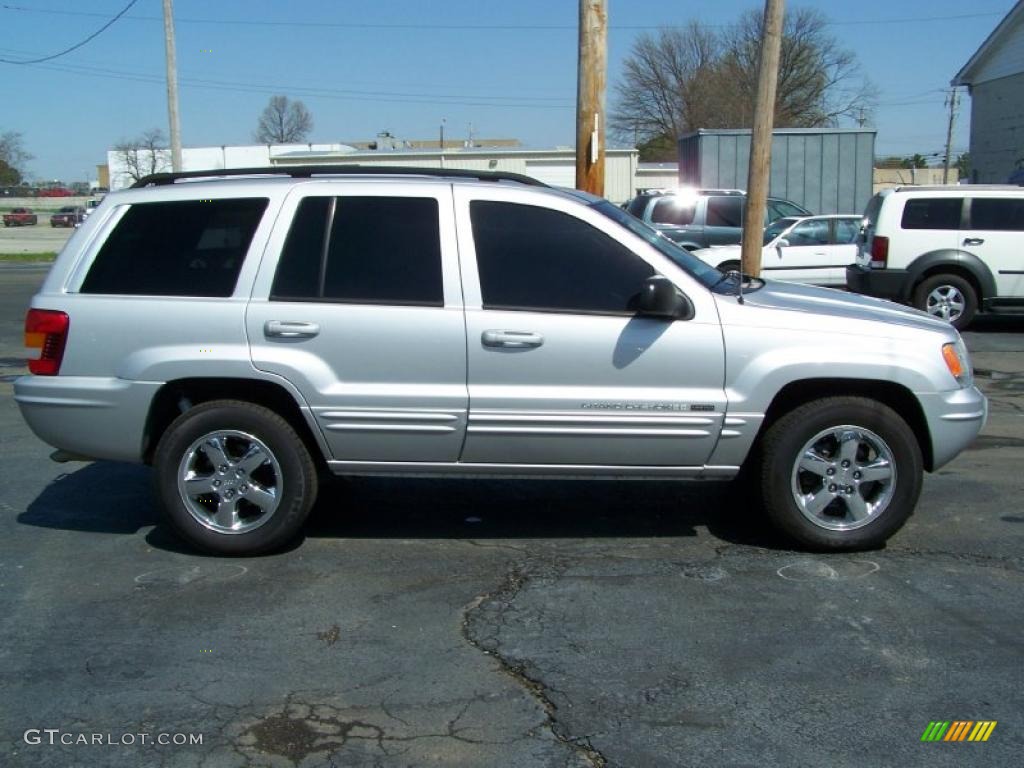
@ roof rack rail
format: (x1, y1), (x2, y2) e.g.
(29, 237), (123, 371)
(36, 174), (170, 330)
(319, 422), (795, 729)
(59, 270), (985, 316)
(130, 164), (549, 189)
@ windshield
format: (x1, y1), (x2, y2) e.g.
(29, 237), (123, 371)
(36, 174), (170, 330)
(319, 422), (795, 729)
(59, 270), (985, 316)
(591, 200), (722, 289)
(763, 217), (798, 244)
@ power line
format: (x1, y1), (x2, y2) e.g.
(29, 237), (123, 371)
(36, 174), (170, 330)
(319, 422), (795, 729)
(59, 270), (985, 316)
(0, 3), (1007, 31)
(0, 52), (576, 110)
(0, 0), (139, 64)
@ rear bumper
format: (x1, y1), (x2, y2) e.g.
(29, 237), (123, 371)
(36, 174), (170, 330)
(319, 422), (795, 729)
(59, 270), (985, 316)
(14, 376), (162, 463)
(846, 265), (910, 302)
(918, 386), (988, 470)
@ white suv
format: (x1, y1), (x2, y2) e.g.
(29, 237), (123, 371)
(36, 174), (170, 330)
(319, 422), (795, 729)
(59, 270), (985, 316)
(847, 185), (1024, 329)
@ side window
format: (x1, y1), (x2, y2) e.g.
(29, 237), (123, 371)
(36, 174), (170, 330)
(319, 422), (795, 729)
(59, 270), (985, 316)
(271, 196), (443, 305)
(81, 198), (268, 296)
(970, 198), (1024, 231)
(769, 200), (808, 221)
(706, 197), (744, 227)
(650, 197), (696, 226)
(834, 219), (861, 244)
(900, 198), (962, 230)
(470, 201), (654, 314)
(786, 219), (830, 246)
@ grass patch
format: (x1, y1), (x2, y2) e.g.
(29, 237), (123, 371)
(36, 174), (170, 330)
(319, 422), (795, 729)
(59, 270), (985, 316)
(0, 252), (56, 262)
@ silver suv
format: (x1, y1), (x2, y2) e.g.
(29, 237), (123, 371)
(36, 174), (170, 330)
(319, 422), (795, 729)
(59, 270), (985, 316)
(16, 167), (986, 555)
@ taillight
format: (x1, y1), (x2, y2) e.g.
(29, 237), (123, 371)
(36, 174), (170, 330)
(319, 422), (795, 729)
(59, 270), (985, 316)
(25, 309), (69, 375)
(869, 236), (889, 268)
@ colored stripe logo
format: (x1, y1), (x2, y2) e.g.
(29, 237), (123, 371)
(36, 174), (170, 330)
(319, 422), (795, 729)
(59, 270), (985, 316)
(921, 721), (997, 742)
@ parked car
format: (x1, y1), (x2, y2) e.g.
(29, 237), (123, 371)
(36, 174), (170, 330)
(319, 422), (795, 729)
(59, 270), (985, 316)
(847, 185), (1024, 329)
(625, 188), (811, 250)
(50, 206), (86, 228)
(16, 167), (985, 556)
(693, 215), (863, 287)
(3, 207), (37, 227)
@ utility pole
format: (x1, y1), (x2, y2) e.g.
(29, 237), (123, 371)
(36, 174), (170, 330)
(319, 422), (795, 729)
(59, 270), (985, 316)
(162, 0), (183, 172)
(740, 0), (785, 279)
(943, 87), (959, 184)
(576, 0), (607, 196)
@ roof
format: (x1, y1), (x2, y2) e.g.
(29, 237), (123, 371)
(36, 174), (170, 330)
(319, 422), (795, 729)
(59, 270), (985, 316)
(679, 128), (876, 139)
(952, 0), (1024, 85)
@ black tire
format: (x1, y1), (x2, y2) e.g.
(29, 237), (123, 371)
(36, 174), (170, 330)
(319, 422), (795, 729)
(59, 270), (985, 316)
(153, 400), (318, 555)
(717, 260), (741, 274)
(757, 396), (923, 551)
(912, 273), (977, 330)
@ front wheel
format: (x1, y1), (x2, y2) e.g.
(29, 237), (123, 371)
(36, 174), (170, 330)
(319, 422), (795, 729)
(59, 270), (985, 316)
(153, 400), (318, 555)
(757, 397), (923, 551)
(913, 274), (977, 330)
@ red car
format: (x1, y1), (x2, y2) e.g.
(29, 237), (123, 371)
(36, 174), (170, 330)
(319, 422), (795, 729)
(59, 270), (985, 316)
(3, 207), (37, 227)
(50, 206), (86, 227)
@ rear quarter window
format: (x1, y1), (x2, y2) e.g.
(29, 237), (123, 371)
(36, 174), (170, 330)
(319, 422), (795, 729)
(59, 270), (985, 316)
(81, 198), (268, 296)
(900, 198), (962, 230)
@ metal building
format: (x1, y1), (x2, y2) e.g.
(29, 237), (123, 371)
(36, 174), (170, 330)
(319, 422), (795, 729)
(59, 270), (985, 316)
(677, 128), (876, 214)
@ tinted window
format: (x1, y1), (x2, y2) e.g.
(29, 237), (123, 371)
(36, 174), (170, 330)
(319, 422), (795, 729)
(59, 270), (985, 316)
(901, 198), (962, 230)
(787, 219), (830, 246)
(970, 198), (1024, 231)
(834, 219), (861, 244)
(650, 197), (696, 226)
(81, 198), (268, 296)
(769, 199), (809, 220)
(471, 201), (654, 314)
(706, 197), (744, 227)
(271, 196), (443, 305)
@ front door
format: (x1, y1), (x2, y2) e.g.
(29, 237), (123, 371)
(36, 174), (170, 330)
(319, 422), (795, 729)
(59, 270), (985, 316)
(246, 184), (468, 463)
(453, 187), (727, 468)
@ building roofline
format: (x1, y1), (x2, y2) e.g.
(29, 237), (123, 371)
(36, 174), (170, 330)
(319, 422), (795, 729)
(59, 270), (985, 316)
(678, 128), (876, 139)
(952, 0), (1024, 86)
(268, 147), (639, 162)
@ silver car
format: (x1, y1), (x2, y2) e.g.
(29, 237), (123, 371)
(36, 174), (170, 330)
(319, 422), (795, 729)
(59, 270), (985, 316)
(16, 167), (986, 555)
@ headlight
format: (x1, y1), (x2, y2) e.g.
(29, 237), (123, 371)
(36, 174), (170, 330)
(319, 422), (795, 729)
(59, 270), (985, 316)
(942, 339), (973, 388)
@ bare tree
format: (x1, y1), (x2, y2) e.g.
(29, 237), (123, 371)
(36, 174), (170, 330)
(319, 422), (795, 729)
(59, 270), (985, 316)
(0, 130), (33, 184)
(612, 7), (875, 157)
(114, 128), (171, 183)
(254, 95), (314, 144)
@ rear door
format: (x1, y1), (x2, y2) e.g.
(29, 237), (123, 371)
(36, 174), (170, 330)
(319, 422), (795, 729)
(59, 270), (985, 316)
(246, 182), (468, 465)
(964, 196), (1024, 297)
(703, 196), (745, 246)
(453, 186), (727, 469)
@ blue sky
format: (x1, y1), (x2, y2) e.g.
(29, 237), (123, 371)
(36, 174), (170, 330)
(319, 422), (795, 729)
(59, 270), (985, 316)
(0, 0), (1014, 181)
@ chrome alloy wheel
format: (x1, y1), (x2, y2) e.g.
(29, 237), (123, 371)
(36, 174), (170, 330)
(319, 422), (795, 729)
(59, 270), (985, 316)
(176, 430), (282, 534)
(790, 425), (897, 531)
(924, 284), (966, 323)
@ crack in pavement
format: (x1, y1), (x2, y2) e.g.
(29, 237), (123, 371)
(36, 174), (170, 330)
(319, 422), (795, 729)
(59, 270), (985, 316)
(461, 562), (608, 768)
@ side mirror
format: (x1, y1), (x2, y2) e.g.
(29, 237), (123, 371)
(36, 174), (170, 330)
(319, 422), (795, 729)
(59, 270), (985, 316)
(776, 238), (790, 248)
(633, 276), (694, 320)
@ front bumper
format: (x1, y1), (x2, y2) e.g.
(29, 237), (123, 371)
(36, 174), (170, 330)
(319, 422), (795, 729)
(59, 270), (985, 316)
(918, 385), (988, 470)
(846, 265), (911, 302)
(14, 376), (162, 463)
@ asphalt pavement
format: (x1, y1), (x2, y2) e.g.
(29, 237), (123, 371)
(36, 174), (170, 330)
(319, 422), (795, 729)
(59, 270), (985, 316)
(1, 268), (1021, 767)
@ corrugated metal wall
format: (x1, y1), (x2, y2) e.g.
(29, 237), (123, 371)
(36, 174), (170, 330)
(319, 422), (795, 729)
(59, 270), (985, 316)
(677, 130), (876, 214)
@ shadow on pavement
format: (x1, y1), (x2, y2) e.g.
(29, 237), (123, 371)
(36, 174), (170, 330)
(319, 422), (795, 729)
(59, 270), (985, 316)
(17, 461), (790, 554)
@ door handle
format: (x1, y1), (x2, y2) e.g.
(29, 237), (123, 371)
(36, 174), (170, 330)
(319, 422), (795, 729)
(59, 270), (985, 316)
(264, 320), (320, 339)
(481, 330), (544, 349)
(963, 237), (985, 246)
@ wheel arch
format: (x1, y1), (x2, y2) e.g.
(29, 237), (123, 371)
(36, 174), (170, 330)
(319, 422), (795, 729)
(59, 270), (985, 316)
(758, 378), (934, 472)
(904, 250), (996, 303)
(142, 377), (329, 468)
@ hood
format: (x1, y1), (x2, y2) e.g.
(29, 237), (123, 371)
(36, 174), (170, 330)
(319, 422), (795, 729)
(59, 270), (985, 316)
(718, 278), (954, 336)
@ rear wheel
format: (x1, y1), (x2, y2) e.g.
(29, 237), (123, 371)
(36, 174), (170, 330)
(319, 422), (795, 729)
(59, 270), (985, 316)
(757, 397), (922, 551)
(913, 273), (977, 330)
(153, 400), (318, 555)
